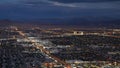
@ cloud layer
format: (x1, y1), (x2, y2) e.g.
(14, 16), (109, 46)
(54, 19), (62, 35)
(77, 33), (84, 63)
(20, 0), (120, 8)
(0, 0), (120, 21)
(50, 0), (120, 3)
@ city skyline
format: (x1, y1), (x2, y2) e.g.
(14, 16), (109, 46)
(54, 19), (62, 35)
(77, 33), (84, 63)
(0, 0), (120, 68)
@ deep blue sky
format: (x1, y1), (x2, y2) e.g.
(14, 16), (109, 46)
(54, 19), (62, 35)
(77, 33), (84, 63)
(0, 0), (120, 22)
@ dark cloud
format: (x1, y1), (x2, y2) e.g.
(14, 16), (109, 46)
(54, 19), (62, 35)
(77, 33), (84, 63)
(17, 0), (120, 8)
(0, 0), (120, 22)
(50, 0), (120, 3)
(21, 0), (46, 5)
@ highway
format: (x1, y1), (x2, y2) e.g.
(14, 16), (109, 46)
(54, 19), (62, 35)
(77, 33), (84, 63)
(15, 27), (71, 68)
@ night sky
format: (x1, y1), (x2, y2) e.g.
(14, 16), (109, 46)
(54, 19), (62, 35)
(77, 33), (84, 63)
(0, 0), (120, 25)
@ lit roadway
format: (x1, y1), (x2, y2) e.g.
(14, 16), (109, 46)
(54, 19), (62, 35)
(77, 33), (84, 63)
(100, 35), (120, 38)
(15, 27), (71, 68)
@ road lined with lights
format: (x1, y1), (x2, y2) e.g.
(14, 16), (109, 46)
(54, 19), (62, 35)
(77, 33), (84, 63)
(15, 27), (71, 68)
